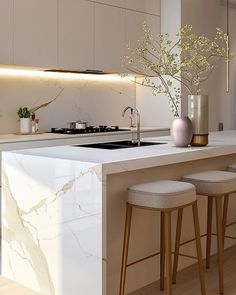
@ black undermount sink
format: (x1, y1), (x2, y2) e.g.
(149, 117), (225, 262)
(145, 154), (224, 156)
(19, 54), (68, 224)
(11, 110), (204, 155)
(74, 140), (166, 150)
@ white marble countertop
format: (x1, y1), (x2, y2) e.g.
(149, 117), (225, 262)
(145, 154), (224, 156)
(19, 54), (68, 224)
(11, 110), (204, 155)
(8, 130), (236, 175)
(0, 127), (168, 144)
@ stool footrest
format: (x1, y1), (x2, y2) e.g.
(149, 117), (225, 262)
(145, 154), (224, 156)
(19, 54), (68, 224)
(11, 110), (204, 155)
(226, 220), (236, 228)
(127, 251), (160, 267)
(126, 250), (198, 268)
(178, 253), (198, 260)
(179, 234), (206, 247)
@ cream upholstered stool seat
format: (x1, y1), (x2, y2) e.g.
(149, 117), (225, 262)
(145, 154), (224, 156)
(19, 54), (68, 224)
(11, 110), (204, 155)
(128, 180), (196, 208)
(119, 180), (206, 295)
(228, 164), (236, 173)
(182, 170), (236, 295)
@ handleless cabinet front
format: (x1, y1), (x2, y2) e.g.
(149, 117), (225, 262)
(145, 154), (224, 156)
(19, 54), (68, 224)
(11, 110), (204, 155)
(125, 0), (161, 15)
(94, 0), (125, 7)
(14, 0), (57, 67)
(58, 0), (94, 70)
(94, 3), (125, 72)
(0, 0), (13, 65)
(125, 10), (160, 52)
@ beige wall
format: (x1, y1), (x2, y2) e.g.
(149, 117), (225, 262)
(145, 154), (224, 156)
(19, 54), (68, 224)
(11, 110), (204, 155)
(217, 3), (236, 130)
(144, 0), (236, 131)
(135, 78), (174, 128)
(181, 0), (219, 131)
(135, 0), (181, 127)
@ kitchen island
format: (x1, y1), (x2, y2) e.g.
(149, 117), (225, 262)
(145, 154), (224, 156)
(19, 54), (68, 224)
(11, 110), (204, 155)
(2, 131), (236, 295)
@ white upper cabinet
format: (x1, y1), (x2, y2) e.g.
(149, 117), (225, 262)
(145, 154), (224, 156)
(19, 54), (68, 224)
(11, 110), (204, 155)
(94, 0), (125, 6)
(0, 0), (13, 65)
(125, 10), (160, 50)
(58, 0), (94, 70)
(0, 0), (161, 73)
(92, 0), (161, 16)
(124, 10), (160, 73)
(14, 0), (57, 67)
(125, 0), (161, 15)
(94, 3), (125, 72)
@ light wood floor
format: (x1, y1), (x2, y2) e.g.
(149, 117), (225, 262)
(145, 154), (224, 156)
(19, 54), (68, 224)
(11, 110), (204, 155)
(1, 246), (236, 295)
(130, 245), (236, 295)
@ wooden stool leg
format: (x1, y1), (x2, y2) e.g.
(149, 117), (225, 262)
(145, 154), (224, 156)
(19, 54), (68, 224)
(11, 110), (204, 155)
(119, 203), (133, 295)
(172, 208), (183, 284)
(206, 196), (213, 269)
(215, 196), (224, 295)
(160, 212), (165, 291)
(192, 202), (206, 295)
(222, 195), (229, 249)
(164, 211), (173, 295)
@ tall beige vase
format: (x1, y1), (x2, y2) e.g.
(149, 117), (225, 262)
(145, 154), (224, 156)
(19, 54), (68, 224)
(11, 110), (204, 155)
(188, 95), (209, 146)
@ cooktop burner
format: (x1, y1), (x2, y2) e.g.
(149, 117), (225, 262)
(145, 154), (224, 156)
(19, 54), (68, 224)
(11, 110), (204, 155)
(51, 126), (130, 134)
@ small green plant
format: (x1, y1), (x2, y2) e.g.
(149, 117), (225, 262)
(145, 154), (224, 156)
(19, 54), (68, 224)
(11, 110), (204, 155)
(17, 107), (31, 118)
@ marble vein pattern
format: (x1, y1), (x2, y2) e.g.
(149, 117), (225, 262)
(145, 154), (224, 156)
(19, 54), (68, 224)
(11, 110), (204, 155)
(2, 153), (103, 295)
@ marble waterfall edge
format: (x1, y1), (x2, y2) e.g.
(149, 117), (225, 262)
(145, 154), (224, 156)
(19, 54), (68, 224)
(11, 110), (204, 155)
(1, 152), (103, 295)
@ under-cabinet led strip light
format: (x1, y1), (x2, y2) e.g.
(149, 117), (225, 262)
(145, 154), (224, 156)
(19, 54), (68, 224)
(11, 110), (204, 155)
(0, 67), (135, 82)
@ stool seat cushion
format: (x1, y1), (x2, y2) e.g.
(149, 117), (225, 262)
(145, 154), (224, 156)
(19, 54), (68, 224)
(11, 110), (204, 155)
(228, 164), (236, 173)
(128, 180), (196, 209)
(183, 170), (236, 195)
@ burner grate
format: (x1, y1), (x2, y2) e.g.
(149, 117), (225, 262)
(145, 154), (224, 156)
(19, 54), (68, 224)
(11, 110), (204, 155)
(51, 126), (130, 134)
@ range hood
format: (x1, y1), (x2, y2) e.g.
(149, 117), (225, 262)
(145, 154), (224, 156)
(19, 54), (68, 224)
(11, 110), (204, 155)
(44, 69), (111, 75)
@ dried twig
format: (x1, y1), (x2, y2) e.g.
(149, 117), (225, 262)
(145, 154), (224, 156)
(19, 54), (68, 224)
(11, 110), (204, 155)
(29, 88), (64, 114)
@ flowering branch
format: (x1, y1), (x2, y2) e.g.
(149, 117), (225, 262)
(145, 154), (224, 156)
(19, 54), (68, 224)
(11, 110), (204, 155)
(123, 23), (234, 117)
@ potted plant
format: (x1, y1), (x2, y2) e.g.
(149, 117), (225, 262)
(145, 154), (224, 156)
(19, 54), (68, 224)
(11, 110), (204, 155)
(16, 88), (64, 134)
(17, 106), (31, 134)
(123, 24), (234, 146)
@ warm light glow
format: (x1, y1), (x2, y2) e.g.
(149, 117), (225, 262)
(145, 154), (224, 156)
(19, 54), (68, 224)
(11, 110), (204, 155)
(0, 67), (135, 82)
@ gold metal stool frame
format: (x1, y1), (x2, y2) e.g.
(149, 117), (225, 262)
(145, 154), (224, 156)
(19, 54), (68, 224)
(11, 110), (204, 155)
(202, 193), (236, 295)
(202, 191), (236, 295)
(119, 200), (206, 295)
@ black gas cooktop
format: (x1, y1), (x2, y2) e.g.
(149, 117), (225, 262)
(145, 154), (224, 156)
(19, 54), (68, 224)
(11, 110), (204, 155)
(51, 126), (130, 134)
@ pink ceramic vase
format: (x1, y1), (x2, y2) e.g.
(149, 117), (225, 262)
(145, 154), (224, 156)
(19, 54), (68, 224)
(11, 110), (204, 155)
(171, 116), (193, 147)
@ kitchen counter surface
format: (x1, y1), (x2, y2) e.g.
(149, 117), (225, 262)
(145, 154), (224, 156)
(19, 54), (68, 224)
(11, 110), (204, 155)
(0, 127), (169, 144)
(12, 130), (236, 175)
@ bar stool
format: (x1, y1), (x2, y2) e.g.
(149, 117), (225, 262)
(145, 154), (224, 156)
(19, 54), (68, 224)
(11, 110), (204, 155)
(223, 164), (236, 246)
(182, 170), (236, 295)
(119, 180), (206, 295)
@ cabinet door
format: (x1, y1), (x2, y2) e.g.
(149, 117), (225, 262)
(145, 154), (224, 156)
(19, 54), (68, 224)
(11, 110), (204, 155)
(14, 0), (57, 67)
(58, 0), (94, 70)
(0, 0), (13, 65)
(125, 10), (160, 51)
(95, 0), (125, 7)
(125, 0), (161, 16)
(94, 3), (125, 72)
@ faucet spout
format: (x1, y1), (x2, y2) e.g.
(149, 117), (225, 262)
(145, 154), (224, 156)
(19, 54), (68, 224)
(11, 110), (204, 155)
(122, 106), (141, 146)
(122, 106), (131, 117)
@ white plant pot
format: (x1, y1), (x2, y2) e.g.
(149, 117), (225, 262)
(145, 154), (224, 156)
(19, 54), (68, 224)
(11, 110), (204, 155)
(20, 118), (31, 134)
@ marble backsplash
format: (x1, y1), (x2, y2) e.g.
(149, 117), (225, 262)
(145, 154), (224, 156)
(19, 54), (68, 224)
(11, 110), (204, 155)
(0, 72), (135, 133)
